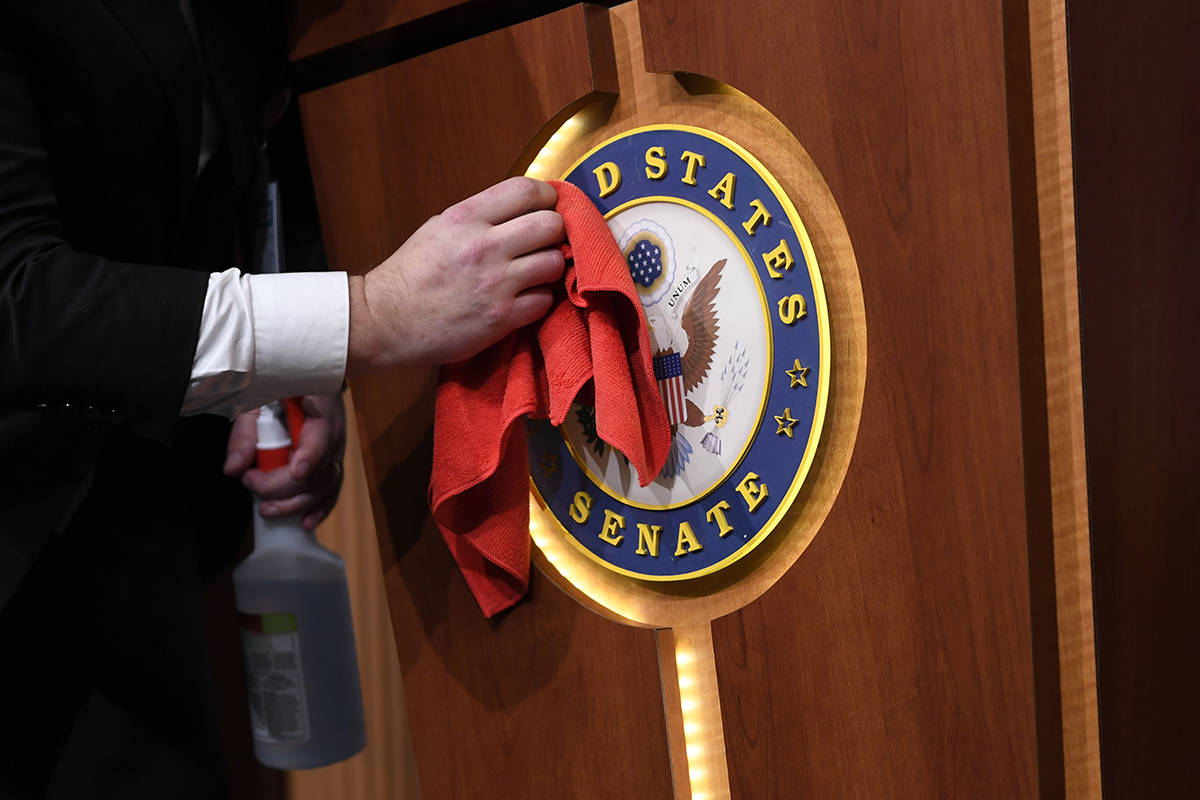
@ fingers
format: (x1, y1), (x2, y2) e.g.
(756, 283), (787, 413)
(242, 394), (348, 529)
(508, 286), (556, 330)
(242, 463), (306, 500)
(259, 480), (338, 526)
(507, 246), (566, 292)
(349, 177), (565, 371)
(451, 176), (558, 226)
(223, 410), (260, 476)
(289, 414), (337, 482)
(492, 208), (565, 258)
(247, 458), (345, 528)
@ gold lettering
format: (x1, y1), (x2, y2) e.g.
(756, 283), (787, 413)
(762, 238), (795, 279)
(742, 199), (772, 236)
(644, 146), (667, 180)
(777, 294), (808, 325)
(593, 162), (622, 198)
(635, 523), (662, 557)
(598, 509), (626, 547)
(674, 521), (703, 557)
(679, 151), (706, 186)
(735, 472), (769, 513)
(569, 491), (593, 524)
(706, 500), (735, 538)
(707, 171), (736, 210)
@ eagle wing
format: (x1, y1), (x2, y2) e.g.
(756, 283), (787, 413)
(679, 258), (725, 394)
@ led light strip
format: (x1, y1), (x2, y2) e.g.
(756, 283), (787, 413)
(531, 499), (731, 798)
(525, 105), (735, 799)
(669, 624), (731, 800)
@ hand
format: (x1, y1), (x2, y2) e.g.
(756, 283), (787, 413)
(223, 394), (348, 531)
(346, 176), (566, 373)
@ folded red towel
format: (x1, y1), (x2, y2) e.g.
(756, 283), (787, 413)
(429, 180), (671, 617)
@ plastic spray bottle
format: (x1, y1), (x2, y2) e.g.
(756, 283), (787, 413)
(233, 398), (367, 769)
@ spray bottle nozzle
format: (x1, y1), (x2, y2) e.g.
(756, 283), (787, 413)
(256, 398), (304, 472)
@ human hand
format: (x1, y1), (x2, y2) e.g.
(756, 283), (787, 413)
(346, 176), (566, 373)
(223, 394), (348, 531)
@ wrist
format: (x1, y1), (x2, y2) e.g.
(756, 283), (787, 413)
(346, 274), (388, 377)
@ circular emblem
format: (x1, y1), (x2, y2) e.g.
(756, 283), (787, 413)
(528, 124), (830, 580)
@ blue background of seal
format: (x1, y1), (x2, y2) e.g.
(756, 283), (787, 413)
(528, 127), (824, 579)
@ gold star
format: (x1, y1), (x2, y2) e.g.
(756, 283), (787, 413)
(540, 452), (559, 477)
(786, 358), (810, 389)
(775, 407), (799, 438)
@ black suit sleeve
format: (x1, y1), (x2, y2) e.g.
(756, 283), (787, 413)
(0, 36), (209, 444)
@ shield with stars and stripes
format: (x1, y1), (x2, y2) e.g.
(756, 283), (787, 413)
(653, 350), (686, 424)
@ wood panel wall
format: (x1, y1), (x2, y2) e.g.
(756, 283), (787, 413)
(285, 1), (624, 94)
(296, 6), (674, 798)
(290, 392), (423, 800)
(276, 0), (1175, 796)
(1019, 0), (1102, 793)
(1069, 1), (1200, 797)
(288, 0), (460, 59)
(637, 1), (1042, 796)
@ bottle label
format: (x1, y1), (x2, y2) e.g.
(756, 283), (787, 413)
(240, 612), (311, 743)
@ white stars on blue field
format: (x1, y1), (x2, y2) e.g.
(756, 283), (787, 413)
(627, 238), (663, 288)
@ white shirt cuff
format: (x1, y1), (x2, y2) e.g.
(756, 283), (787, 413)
(182, 269), (348, 417)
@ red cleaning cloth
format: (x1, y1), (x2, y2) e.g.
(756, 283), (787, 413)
(430, 180), (671, 618)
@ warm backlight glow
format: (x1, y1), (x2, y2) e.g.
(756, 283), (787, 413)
(523, 98), (737, 794)
(525, 109), (597, 180)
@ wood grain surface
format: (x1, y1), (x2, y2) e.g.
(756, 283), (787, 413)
(297, 6), (675, 798)
(1069, 0), (1200, 796)
(519, 8), (869, 794)
(637, 1), (1042, 796)
(283, 1), (1136, 796)
(1018, 0), (1101, 794)
(289, 392), (423, 800)
(520, 4), (868, 637)
(286, 0), (463, 60)
(285, 1), (627, 93)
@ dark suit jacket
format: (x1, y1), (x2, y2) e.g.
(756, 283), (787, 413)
(0, 2), (285, 796)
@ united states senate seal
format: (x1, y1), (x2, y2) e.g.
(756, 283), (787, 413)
(528, 124), (830, 580)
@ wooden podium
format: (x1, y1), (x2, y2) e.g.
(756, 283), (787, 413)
(286, 0), (1195, 797)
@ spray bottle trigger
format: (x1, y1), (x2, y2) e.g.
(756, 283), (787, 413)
(283, 397), (306, 454)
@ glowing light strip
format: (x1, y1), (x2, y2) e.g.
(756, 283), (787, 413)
(532, 500), (731, 798)
(527, 115), (583, 179)
(672, 627), (731, 800)
(525, 109), (734, 799)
